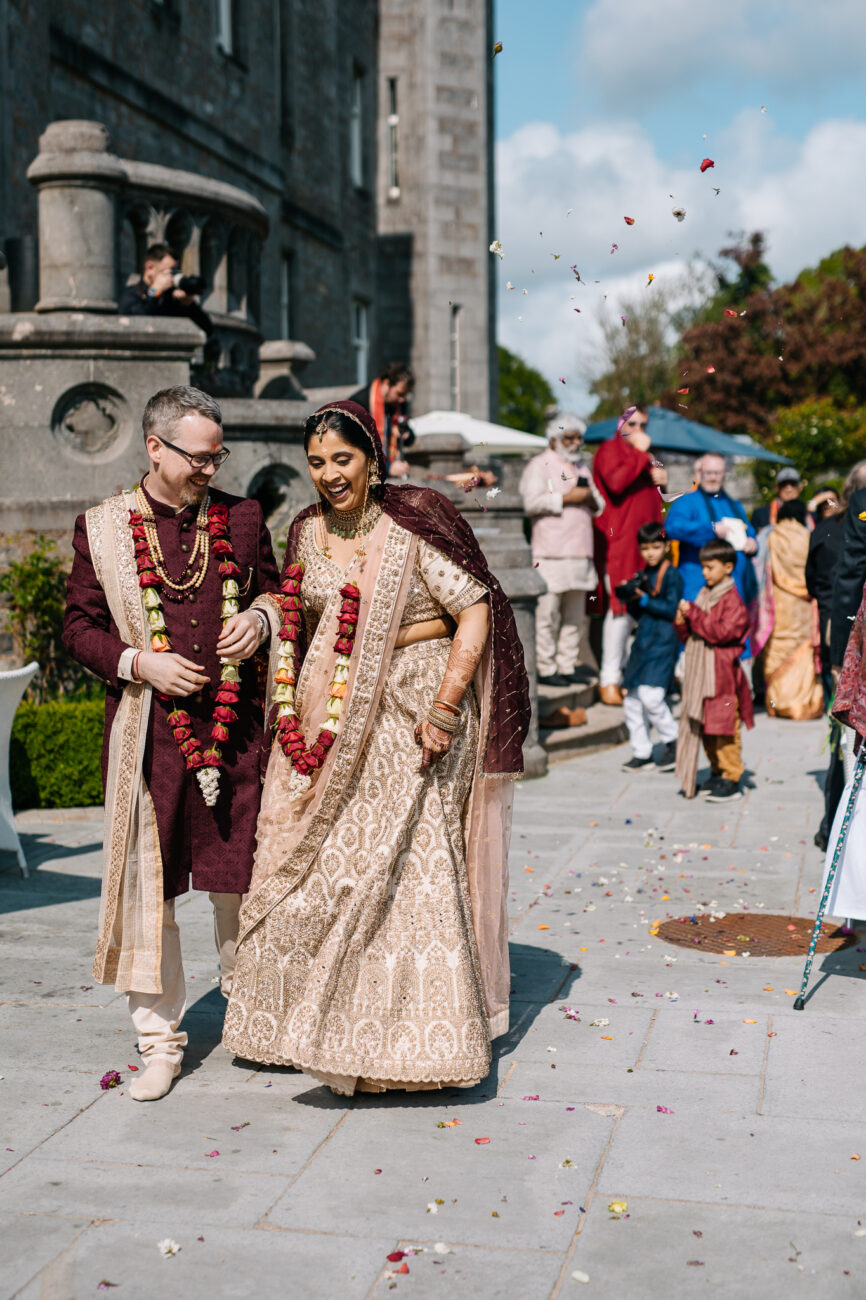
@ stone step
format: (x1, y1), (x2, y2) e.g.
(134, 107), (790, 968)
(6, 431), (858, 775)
(536, 679), (598, 715)
(540, 700), (628, 763)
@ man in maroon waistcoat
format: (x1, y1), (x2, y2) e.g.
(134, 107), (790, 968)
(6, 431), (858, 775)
(63, 386), (280, 1100)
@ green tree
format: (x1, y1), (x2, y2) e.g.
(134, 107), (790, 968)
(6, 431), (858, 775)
(497, 345), (555, 436)
(753, 398), (866, 500)
(0, 536), (92, 703)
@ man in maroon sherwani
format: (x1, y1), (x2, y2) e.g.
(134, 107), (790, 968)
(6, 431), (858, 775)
(63, 386), (280, 1100)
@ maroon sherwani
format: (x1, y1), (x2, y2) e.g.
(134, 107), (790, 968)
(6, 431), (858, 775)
(675, 587), (755, 733)
(63, 483), (280, 899)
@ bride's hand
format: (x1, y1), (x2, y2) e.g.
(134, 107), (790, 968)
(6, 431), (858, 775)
(414, 720), (453, 768)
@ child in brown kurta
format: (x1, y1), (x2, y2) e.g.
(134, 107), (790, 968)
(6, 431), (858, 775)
(674, 538), (755, 802)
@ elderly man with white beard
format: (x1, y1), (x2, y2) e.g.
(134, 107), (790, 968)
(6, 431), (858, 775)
(520, 414), (603, 686)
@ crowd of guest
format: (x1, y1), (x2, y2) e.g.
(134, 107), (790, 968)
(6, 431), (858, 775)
(521, 402), (865, 811)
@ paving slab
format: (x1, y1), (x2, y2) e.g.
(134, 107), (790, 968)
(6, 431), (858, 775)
(0, 1211), (91, 1297)
(11, 1218), (395, 1300)
(267, 1097), (614, 1250)
(570, 1197), (864, 1298)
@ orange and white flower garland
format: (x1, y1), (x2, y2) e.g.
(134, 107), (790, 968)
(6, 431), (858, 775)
(272, 562), (361, 798)
(129, 498), (242, 807)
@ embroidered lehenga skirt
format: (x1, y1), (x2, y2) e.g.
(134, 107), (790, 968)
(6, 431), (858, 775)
(223, 638), (492, 1093)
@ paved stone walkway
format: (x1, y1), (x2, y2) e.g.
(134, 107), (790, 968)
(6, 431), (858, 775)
(3, 714), (865, 1298)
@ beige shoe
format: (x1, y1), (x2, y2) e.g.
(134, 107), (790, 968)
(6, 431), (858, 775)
(129, 1060), (181, 1102)
(599, 684), (623, 706)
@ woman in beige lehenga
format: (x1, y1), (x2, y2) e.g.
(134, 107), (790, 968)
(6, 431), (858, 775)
(222, 401), (530, 1095)
(755, 498), (823, 720)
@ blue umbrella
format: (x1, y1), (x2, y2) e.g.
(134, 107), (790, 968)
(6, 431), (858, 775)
(584, 407), (793, 464)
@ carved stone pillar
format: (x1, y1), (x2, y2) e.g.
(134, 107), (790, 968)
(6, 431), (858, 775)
(406, 434), (548, 778)
(27, 121), (124, 313)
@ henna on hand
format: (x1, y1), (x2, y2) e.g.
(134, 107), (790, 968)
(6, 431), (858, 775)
(435, 601), (490, 710)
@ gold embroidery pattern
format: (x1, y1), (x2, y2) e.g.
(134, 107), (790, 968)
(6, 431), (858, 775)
(236, 518), (412, 939)
(87, 493), (153, 984)
(223, 636), (491, 1086)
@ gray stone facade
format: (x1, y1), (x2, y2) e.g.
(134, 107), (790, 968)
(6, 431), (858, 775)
(0, 0), (494, 410)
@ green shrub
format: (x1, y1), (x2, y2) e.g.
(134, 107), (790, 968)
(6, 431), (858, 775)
(11, 698), (105, 809)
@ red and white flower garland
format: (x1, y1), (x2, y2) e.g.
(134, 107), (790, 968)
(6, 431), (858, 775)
(272, 562), (361, 798)
(129, 498), (242, 807)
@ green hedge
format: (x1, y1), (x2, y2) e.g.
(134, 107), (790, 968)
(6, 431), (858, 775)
(11, 698), (104, 809)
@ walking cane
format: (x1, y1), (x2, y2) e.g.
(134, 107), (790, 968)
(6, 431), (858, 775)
(793, 747), (866, 1010)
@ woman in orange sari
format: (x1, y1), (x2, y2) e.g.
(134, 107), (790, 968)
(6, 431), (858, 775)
(754, 499), (823, 719)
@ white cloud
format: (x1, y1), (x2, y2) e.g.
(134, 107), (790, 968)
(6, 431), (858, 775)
(577, 0), (866, 110)
(495, 114), (866, 414)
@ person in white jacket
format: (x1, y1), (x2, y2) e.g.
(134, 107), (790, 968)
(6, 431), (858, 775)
(520, 414), (603, 686)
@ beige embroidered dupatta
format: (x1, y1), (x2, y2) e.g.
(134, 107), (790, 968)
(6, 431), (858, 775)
(86, 493), (165, 993)
(244, 515), (512, 1037)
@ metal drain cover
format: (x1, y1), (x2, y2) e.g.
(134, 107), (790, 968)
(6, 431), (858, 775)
(653, 913), (857, 957)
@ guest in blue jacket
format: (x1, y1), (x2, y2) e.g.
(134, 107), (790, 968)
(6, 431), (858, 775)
(619, 522), (684, 773)
(664, 453), (758, 614)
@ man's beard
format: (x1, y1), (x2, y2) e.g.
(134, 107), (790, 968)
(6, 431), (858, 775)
(178, 479), (209, 507)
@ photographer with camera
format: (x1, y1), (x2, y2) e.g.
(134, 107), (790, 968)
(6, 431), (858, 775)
(118, 243), (218, 362)
(350, 361), (415, 477)
(618, 522), (683, 774)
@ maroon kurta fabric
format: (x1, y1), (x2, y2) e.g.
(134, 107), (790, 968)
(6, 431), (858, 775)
(676, 587), (755, 735)
(289, 401), (531, 775)
(63, 484), (280, 898)
(593, 437), (662, 616)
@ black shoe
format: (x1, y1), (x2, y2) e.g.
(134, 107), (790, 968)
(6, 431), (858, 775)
(538, 674), (571, 687)
(568, 666), (597, 685)
(697, 773), (721, 794)
(655, 741), (677, 772)
(814, 828), (829, 852)
(705, 778), (742, 803)
(621, 755), (655, 773)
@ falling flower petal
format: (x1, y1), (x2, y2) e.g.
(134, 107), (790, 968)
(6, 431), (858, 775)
(657, 1105), (675, 1114)
(672, 206), (686, 222)
(623, 216), (635, 225)
(505, 281), (515, 290)
(475, 1137), (491, 1145)
(489, 240), (503, 259)
(158, 1239), (181, 1258)
(491, 41), (503, 57)
(700, 158), (715, 172)
(620, 315), (627, 327)
(646, 273), (655, 286)
(723, 308), (738, 317)
(610, 242), (619, 254)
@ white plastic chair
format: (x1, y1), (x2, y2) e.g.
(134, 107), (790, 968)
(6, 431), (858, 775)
(0, 662), (39, 877)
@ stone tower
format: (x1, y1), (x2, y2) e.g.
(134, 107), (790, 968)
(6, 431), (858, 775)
(376, 0), (496, 419)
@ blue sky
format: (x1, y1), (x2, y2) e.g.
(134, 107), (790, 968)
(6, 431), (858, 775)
(492, 0), (866, 411)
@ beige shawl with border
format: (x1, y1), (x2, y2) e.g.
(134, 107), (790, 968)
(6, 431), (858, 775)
(86, 492), (165, 993)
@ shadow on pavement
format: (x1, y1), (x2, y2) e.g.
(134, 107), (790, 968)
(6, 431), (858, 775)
(800, 931), (866, 1008)
(0, 850), (102, 914)
(287, 941), (580, 1111)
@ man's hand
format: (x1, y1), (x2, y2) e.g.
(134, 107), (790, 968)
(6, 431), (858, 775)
(562, 485), (593, 505)
(137, 651), (209, 697)
(624, 429), (651, 454)
(743, 536), (758, 556)
(650, 464), (667, 488)
(216, 611), (265, 661)
(172, 289), (194, 306)
(150, 267), (176, 295)
(389, 458), (410, 477)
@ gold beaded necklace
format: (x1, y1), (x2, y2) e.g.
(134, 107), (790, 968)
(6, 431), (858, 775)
(135, 485), (211, 595)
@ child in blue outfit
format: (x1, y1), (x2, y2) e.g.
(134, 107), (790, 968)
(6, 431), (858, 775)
(617, 521), (684, 772)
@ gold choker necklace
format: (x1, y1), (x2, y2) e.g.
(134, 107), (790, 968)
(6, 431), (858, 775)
(327, 500), (383, 539)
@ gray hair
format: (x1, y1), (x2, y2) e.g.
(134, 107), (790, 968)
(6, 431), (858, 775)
(841, 459), (866, 512)
(546, 412), (587, 441)
(694, 452), (728, 473)
(142, 386), (222, 441)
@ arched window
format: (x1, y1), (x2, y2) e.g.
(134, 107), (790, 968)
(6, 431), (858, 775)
(247, 463), (302, 525)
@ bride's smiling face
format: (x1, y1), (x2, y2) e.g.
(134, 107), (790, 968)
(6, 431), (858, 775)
(307, 429), (371, 512)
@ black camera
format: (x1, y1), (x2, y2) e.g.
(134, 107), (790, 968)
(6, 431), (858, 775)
(171, 271), (206, 296)
(614, 571), (649, 604)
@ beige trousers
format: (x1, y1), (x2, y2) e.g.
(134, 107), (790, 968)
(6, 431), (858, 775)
(126, 892), (242, 1066)
(535, 588), (589, 678)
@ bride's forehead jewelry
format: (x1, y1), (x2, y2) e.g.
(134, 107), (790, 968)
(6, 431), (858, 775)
(316, 418), (330, 443)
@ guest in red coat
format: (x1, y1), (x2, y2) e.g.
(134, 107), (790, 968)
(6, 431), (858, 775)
(674, 537), (755, 803)
(593, 405), (666, 704)
(63, 386), (280, 1101)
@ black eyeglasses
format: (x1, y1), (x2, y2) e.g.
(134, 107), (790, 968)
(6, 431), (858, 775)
(157, 436), (231, 471)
